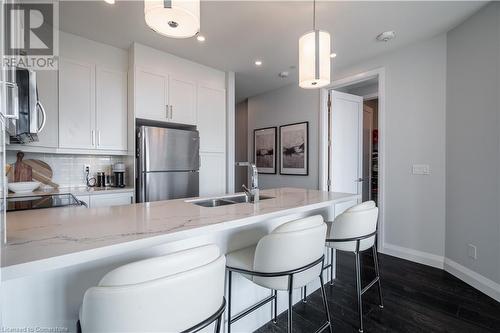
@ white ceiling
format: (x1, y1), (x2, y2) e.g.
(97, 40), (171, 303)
(60, 1), (486, 102)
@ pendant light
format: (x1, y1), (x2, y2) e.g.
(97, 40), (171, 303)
(299, 0), (331, 88)
(144, 0), (200, 39)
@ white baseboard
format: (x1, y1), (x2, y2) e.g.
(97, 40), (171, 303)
(444, 258), (500, 303)
(382, 243), (445, 269)
(381, 242), (500, 302)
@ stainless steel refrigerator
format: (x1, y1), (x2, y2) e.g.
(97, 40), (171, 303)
(136, 126), (200, 203)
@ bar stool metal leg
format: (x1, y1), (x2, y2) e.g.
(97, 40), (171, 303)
(227, 270), (232, 333)
(329, 248), (334, 285)
(355, 251), (363, 333)
(302, 286), (307, 303)
(319, 272), (333, 333)
(287, 275), (293, 333)
(273, 290), (278, 323)
(372, 245), (384, 309)
(214, 314), (222, 333)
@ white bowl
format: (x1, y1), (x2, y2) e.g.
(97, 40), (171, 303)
(8, 181), (41, 194)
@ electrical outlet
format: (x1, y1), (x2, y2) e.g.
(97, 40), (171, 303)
(467, 244), (477, 260)
(83, 164), (90, 174)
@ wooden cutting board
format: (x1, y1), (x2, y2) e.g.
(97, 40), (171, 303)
(13, 152), (32, 182)
(23, 159), (59, 189)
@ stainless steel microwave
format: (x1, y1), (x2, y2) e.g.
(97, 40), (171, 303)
(5, 67), (46, 143)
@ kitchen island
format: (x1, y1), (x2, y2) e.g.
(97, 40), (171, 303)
(2, 188), (359, 332)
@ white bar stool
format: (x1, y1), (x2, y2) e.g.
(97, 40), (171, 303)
(77, 244), (226, 333)
(325, 201), (384, 332)
(225, 215), (333, 333)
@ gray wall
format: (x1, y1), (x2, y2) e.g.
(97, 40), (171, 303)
(334, 34), (448, 260)
(247, 84), (320, 190)
(235, 100), (249, 191)
(246, 35), (447, 259)
(446, 3), (500, 284)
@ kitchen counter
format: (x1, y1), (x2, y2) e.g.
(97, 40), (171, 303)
(1, 187), (359, 332)
(7, 185), (134, 198)
(2, 188), (356, 278)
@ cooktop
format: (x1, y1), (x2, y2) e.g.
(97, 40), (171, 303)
(7, 193), (86, 212)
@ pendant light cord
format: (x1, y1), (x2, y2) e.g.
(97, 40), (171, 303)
(312, 0), (316, 30)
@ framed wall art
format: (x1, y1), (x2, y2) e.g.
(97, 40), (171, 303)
(254, 126), (277, 174)
(280, 122), (308, 175)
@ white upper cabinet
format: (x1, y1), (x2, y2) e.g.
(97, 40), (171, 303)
(56, 32), (128, 153)
(134, 69), (196, 125)
(197, 85), (226, 152)
(135, 67), (168, 122)
(169, 77), (196, 125)
(59, 58), (95, 149)
(96, 67), (127, 151)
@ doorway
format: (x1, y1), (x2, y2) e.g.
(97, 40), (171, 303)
(319, 68), (385, 250)
(335, 79), (379, 204)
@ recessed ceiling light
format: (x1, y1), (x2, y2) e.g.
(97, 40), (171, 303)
(376, 31), (396, 42)
(255, 60), (262, 66)
(104, 0), (115, 4)
(330, 53), (337, 58)
(196, 35), (206, 42)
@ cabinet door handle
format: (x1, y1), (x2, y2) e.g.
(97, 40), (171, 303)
(97, 130), (101, 147)
(166, 105), (169, 119)
(91, 130), (95, 146)
(170, 105), (173, 119)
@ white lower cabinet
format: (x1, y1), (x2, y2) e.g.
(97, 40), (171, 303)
(199, 153), (226, 196)
(74, 192), (134, 208)
(90, 192), (134, 208)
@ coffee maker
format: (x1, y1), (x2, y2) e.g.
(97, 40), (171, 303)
(112, 163), (126, 188)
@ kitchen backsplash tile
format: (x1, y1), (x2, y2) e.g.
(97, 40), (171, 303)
(6, 151), (132, 188)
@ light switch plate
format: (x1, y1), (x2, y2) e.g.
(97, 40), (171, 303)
(412, 164), (430, 175)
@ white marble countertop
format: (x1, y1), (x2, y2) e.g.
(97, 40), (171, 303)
(2, 188), (358, 280)
(7, 186), (134, 198)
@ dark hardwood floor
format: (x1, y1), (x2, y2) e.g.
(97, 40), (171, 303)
(255, 251), (500, 332)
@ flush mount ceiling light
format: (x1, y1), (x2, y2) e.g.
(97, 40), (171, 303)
(299, 0), (331, 89)
(376, 30), (396, 42)
(255, 60), (262, 66)
(104, 0), (115, 4)
(196, 34), (206, 42)
(144, 0), (200, 39)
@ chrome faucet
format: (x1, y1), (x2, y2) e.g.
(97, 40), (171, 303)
(236, 162), (260, 203)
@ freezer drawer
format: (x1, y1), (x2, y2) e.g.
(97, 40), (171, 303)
(139, 126), (199, 172)
(139, 171), (199, 203)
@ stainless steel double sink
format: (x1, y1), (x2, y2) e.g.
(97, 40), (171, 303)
(189, 194), (274, 208)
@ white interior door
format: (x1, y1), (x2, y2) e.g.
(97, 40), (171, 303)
(329, 90), (363, 200)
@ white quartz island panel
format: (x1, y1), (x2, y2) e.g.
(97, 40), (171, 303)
(1, 188), (359, 332)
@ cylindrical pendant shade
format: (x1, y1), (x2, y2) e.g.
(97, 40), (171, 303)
(299, 30), (331, 88)
(144, 0), (200, 38)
